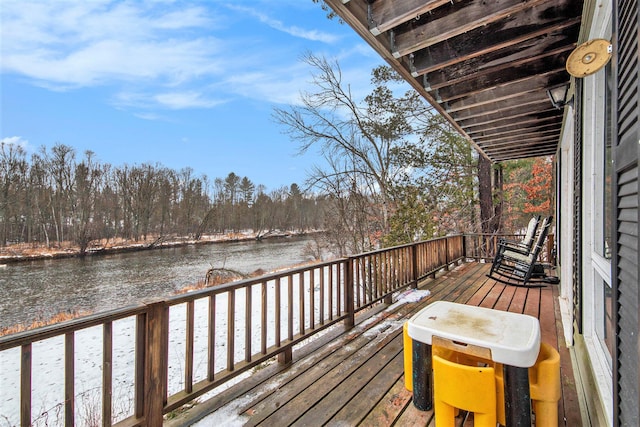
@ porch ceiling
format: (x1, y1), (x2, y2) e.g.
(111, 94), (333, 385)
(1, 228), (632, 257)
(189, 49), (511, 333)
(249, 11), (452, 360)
(323, 0), (583, 162)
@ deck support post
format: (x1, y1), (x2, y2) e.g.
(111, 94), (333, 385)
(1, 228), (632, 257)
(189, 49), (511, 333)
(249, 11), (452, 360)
(143, 301), (169, 427)
(445, 238), (450, 271)
(411, 245), (419, 289)
(278, 347), (293, 365)
(345, 258), (355, 328)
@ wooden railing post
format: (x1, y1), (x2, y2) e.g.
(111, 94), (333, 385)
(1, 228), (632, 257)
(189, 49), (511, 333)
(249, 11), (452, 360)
(345, 258), (355, 328)
(445, 238), (450, 271)
(411, 243), (419, 288)
(144, 301), (168, 427)
(462, 234), (467, 262)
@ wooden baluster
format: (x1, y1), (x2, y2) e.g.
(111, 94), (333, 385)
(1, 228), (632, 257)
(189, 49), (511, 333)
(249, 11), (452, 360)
(319, 267), (325, 325)
(185, 301), (194, 393)
(94, 325), (110, 419)
(309, 271), (315, 330)
(328, 265), (334, 321)
(20, 343), (31, 427)
(64, 332), (75, 427)
(287, 275), (294, 341)
(227, 290), (235, 371)
(384, 252), (393, 304)
(245, 287), (252, 363)
(411, 244), (418, 288)
(134, 313), (146, 420)
(298, 272), (305, 335)
(207, 295), (216, 382)
(261, 282), (267, 355)
(275, 278), (281, 347)
(103, 322), (113, 427)
(334, 263), (340, 316)
(355, 258), (361, 308)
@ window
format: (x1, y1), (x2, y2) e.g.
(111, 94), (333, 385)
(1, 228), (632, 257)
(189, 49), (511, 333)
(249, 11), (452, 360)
(594, 274), (614, 365)
(593, 63), (613, 362)
(602, 63), (613, 260)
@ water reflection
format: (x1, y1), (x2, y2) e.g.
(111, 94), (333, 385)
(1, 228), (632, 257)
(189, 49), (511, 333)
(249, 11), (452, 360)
(0, 237), (313, 329)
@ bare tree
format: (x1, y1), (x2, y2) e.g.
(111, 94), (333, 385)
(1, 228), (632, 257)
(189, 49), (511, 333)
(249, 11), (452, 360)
(274, 54), (424, 252)
(43, 144), (76, 246)
(0, 142), (28, 246)
(72, 151), (103, 255)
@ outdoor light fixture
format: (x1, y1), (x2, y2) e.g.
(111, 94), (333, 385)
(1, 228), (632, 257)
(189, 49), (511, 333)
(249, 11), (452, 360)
(547, 84), (573, 110)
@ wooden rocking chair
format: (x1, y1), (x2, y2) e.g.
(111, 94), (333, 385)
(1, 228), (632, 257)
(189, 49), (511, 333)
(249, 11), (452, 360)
(498, 215), (540, 253)
(488, 216), (554, 286)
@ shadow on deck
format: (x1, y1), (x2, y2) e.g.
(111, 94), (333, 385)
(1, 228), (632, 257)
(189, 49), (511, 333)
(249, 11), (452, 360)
(168, 262), (581, 426)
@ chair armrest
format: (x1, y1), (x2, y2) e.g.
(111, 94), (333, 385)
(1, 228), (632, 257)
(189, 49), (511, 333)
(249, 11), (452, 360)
(498, 241), (529, 255)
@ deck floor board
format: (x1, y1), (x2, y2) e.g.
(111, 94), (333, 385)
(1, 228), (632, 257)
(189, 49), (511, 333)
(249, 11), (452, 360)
(180, 262), (581, 427)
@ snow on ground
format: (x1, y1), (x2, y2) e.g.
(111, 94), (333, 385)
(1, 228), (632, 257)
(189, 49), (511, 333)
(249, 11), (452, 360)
(0, 272), (430, 427)
(190, 288), (431, 426)
(0, 267), (343, 426)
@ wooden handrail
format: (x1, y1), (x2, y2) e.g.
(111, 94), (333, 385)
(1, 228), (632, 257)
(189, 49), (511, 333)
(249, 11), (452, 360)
(463, 233), (556, 263)
(0, 235), (465, 427)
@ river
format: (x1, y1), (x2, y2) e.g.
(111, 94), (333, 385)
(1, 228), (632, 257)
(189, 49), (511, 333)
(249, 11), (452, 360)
(0, 236), (315, 329)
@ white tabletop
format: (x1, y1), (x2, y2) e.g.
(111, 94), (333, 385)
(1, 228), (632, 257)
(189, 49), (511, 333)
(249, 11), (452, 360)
(407, 301), (540, 367)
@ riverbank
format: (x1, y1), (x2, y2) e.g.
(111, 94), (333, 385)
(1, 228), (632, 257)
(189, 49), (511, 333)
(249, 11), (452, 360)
(0, 230), (319, 264)
(0, 234), (320, 333)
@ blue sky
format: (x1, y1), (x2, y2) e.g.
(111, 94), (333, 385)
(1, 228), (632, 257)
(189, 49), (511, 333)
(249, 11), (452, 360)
(0, 0), (385, 191)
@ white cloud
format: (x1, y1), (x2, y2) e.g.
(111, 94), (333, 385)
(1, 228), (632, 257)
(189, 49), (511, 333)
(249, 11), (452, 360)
(1, 2), (222, 89)
(0, 136), (31, 153)
(133, 112), (163, 121)
(1, 136), (28, 147)
(225, 5), (340, 44)
(154, 92), (227, 110)
(0, 0), (375, 114)
(113, 90), (228, 111)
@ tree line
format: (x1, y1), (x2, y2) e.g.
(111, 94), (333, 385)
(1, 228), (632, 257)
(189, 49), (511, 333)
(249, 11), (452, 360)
(1, 55), (553, 259)
(0, 142), (325, 254)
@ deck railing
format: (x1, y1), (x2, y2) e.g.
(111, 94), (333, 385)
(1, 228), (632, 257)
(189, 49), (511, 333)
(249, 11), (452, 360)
(0, 235), (464, 427)
(463, 233), (555, 264)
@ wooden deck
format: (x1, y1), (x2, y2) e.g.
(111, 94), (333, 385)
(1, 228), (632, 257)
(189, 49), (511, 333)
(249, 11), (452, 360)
(169, 262), (582, 426)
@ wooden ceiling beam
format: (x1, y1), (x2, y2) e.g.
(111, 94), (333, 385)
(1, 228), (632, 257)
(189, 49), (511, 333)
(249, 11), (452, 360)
(466, 116), (562, 138)
(457, 103), (559, 128)
(474, 127), (561, 145)
(445, 71), (567, 112)
(322, 0), (582, 163)
(487, 145), (556, 161)
(485, 141), (558, 153)
(471, 122), (562, 142)
(368, 0), (451, 35)
(462, 111), (563, 135)
(392, 0), (551, 57)
(423, 28), (579, 90)
(484, 141), (559, 154)
(465, 116), (562, 135)
(453, 93), (551, 121)
(408, 0), (582, 75)
(491, 150), (557, 161)
(435, 62), (567, 103)
(478, 133), (561, 149)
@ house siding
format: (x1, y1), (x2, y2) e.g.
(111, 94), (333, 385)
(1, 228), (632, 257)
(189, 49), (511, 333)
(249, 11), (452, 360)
(613, 0), (639, 425)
